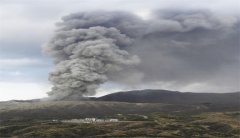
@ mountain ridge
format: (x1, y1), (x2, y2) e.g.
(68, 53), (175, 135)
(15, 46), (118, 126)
(94, 89), (240, 105)
(0, 89), (239, 121)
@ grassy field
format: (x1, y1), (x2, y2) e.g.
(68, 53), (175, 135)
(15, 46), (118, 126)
(0, 111), (239, 137)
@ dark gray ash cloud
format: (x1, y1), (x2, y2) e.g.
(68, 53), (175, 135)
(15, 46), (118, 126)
(43, 13), (141, 100)
(43, 10), (240, 100)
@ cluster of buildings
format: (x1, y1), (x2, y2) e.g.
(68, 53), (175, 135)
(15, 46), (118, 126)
(61, 118), (119, 123)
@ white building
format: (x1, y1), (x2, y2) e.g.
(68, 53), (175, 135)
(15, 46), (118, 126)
(62, 118), (119, 123)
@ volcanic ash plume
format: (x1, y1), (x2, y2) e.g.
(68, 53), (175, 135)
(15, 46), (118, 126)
(44, 10), (239, 100)
(44, 25), (140, 100)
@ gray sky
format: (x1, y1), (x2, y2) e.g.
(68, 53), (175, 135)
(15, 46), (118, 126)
(0, 0), (239, 101)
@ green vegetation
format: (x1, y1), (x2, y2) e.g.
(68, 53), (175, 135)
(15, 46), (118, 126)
(0, 121), (105, 137)
(0, 111), (239, 137)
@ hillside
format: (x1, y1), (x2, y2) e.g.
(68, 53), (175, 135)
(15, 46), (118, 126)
(95, 89), (240, 105)
(0, 89), (239, 121)
(1, 112), (240, 138)
(0, 90), (239, 137)
(0, 100), (204, 121)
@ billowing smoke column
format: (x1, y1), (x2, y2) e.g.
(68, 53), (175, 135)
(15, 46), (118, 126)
(44, 10), (239, 100)
(44, 12), (141, 100)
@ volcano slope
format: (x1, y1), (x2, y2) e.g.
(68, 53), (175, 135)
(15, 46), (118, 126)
(0, 90), (239, 137)
(0, 89), (239, 120)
